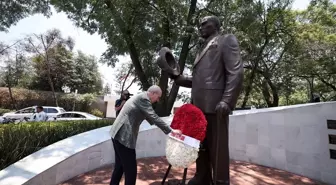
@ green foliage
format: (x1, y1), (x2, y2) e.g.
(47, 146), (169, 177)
(50, 0), (199, 115)
(0, 0), (51, 32)
(0, 108), (13, 116)
(69, 51), (103, 94)
(0, 119), (113, 170)
(29, 48), (103, 94)
(0, 87), (98, 112)
(3, 0), (336, 110)
(90, 108), (104, 118)
(0, 28), (103, 96)
(102, 83), (112, 95)
(21, 28), (103, 94)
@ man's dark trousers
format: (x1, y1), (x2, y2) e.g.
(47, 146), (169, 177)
(110, 139), (137, 185)
(189, 114), (230, 185)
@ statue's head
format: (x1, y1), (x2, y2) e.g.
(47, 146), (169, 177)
(199, 16), (221, 39)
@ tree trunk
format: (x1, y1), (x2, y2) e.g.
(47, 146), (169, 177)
(126, 35), (151, 90)
(242, 17), (270, 108)
(105, 0), (151, 90)
(307, 77), (314, 102)
(45, 54), (58, 107)
(6, 65), (17, 110)
(156, 2), (172, 116)
(261, 80), (272, 107)
(166, 0), (197, 113)
(260, 78), (279, 107)
(267, 78), (279, 107)
(121, 64), (134, 93)
(244, 65), (279, 107)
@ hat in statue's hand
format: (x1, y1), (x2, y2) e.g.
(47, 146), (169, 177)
(156, 47), (180, 77)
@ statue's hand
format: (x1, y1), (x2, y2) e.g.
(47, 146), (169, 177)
(215, 101), (231, 117)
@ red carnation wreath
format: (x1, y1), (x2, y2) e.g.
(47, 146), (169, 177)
(170, 104), (207, 142)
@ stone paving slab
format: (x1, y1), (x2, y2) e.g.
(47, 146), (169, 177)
(60, 157), (326, 185)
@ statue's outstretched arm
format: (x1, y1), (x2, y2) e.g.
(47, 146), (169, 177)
(173, 75), (192, 88)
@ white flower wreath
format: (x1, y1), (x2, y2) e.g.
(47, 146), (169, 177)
(165, 134), (200, 168)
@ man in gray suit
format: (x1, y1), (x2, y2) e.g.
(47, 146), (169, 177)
(109, 85), (181, 185)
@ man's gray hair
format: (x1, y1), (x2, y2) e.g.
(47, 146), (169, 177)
(147, 85), (162, 94)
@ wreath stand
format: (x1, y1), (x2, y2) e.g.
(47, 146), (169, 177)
(161, 164), (188, 185)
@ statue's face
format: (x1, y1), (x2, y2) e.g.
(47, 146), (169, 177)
(199, 17), (217, 39)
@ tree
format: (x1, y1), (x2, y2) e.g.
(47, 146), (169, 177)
(30, 48), (103, 94)
(1, 59), (17, 110)
(0, 42), (33, 109)
(29, 44), (75, 91)
(70, 51), (103, 94)
(103, 83), (112, 95)
(0, 0), (51, 32)
(51, 0), (203, 116)
(24, 28), (75, 106)
(289, 0), (336, 101)
(50, 0), (336, 110)
(114, 61), (137, 95)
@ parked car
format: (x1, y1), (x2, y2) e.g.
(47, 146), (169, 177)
(2, 106), (66, 121)
(49, 111), (102, 121)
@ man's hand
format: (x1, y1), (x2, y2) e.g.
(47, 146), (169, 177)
(171, 129), (182, 136)
(215, 101), (231, 116)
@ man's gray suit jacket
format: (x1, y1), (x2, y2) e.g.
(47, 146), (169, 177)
(109, 92), (172, 149)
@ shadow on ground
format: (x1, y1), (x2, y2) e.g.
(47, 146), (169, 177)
(60, 157), (326, 185)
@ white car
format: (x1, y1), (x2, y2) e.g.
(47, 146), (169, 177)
(49, 111), (102, 121)
(2, 106), (66, 121)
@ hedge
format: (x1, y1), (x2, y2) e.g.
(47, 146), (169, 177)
(0, 108), (13, 116)
(0, 87), (99, 112)
(0, 119), (114, 170)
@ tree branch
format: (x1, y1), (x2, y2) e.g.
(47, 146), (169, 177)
(27, 37), (44, 57)
(121, 64), (134, 92)
(0, 40), (21, 55)
(188, 42), (198, 50)
(125, 77), (137, 91)
(195, 0), (216, 19)
(105, 0), (150, 89)
(317, 75), (336, 91)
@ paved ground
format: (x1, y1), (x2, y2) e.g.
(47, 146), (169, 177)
(60, 157), (325, 185)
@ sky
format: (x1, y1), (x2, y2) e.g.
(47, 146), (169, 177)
(0, 0), (311, 96)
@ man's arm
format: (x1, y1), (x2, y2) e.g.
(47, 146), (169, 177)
(221, 34), (244, 110)
(136, 98), (172, 134)
(173, 75), (192, 88)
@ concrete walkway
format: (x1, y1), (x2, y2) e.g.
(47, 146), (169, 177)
(60, 157), (326, 185)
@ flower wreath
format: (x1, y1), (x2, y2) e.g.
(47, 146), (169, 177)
(165, 103), (207, 168)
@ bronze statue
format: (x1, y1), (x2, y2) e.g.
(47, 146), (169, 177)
(157, 16), (244, 185)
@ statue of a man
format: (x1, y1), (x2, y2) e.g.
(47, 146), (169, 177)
(159, 16), (244, 185)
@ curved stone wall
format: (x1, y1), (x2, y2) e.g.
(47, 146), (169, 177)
(1, 102), (336, 185)
(0, 117), (172, 185)
(229, 102), (336, 184)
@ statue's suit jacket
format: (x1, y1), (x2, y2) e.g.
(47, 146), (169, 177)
(109, 92), (172, 149)
(176, 34), (244, 114)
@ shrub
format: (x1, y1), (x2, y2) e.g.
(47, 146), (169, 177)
(0, 119), (114, 170)
(90, 108), (104, 117)
(0, 108), (13, 116)
(0, 87), (100, 112)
